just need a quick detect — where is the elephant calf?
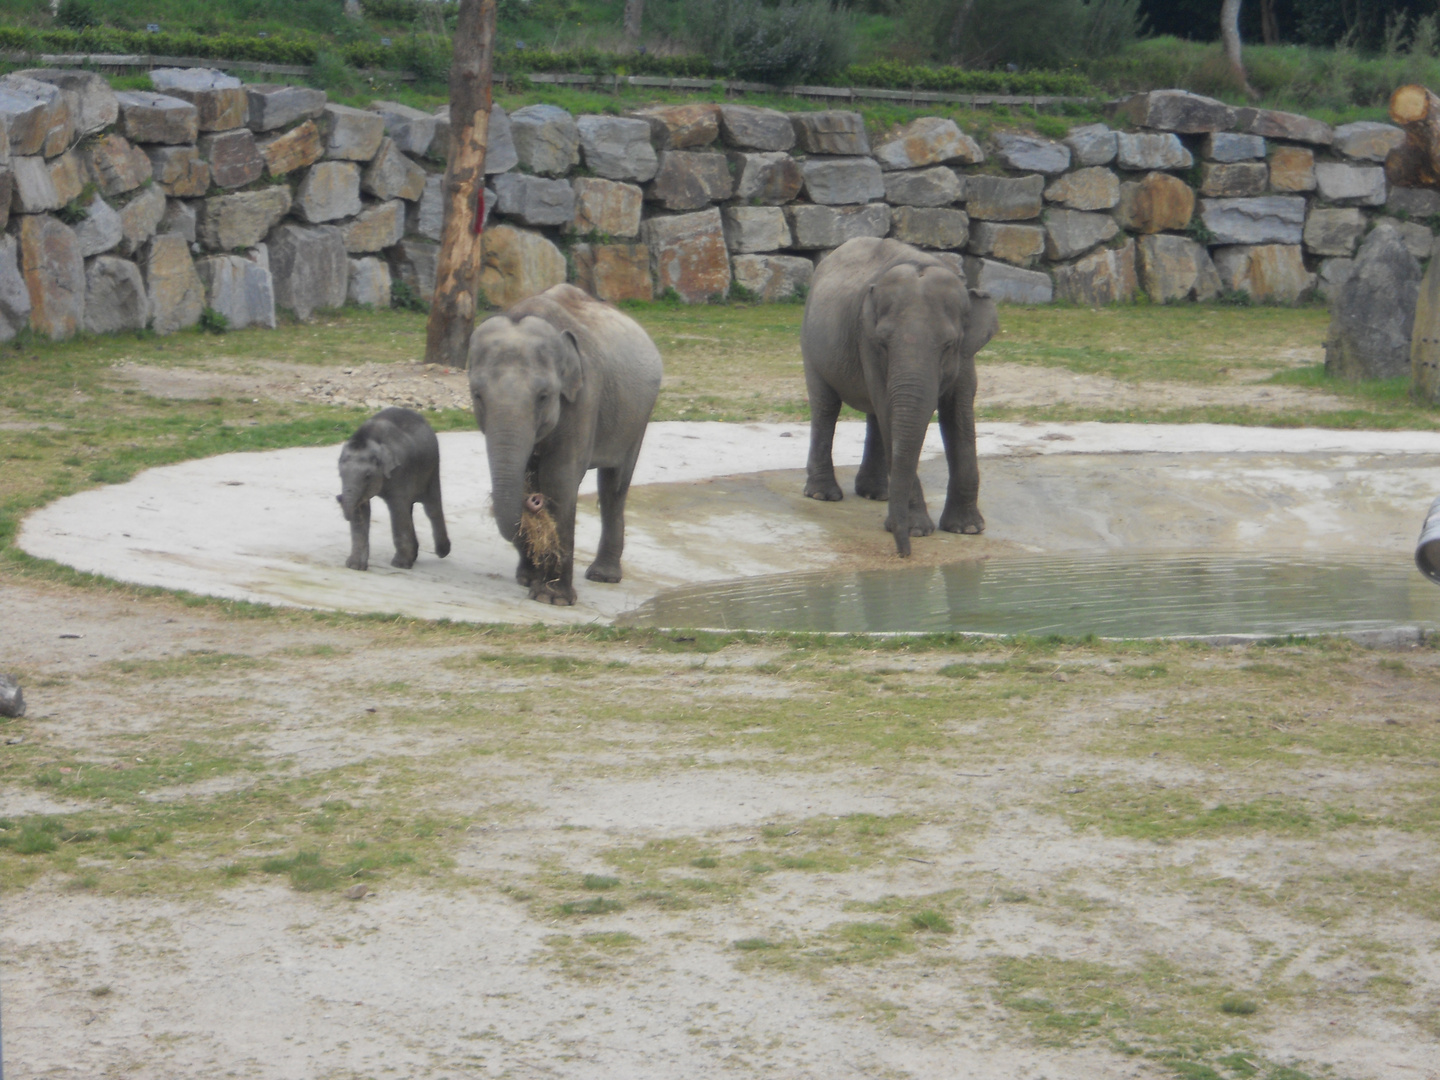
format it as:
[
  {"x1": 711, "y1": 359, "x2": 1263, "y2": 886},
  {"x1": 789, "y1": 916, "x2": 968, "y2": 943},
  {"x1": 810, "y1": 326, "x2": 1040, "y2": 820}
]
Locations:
[
  {"x1": 468, "y1": 284, "x2": 663, "y2": 605},
  {"x1": 801, "y1": 237, "x2": 999, "y2": 556},
  {"x1": 337, "y1": 407, "x2": 451, "y2": 571}
]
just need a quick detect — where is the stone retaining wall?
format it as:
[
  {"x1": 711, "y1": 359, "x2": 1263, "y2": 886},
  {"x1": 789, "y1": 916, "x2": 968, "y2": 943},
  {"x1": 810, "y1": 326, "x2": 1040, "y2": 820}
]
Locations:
[{"x1": 0, "y1": 78, "x2": 1428, "y2": 344}]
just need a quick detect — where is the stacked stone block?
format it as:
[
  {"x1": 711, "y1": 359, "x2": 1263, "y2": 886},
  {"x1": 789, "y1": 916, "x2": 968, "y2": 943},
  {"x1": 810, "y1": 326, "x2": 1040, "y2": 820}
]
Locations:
[{"x1": 3, "y1": 74, "x2": 1437, "y2": 345}]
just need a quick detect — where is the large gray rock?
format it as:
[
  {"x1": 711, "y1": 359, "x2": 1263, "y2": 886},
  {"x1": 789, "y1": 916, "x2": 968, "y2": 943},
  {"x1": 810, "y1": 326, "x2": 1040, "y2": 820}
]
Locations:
[
  {"x1": 0, "y1": 235, "x2": 33, "y2": 343},
  {"x1": 802, "y1": 157, "x2": 885, "y2": 205},
  {"x1": 347, "y1": 256, "x2": 392, "y2": 308},
  {"x1": 0, "y1": 168, "x2": 10, "y2": 230},
  {"x1": 15, "y1": 69, "x2": 117, "y2": 136},
  {"x1": 268, "y1": 223, "x2": 348, "y2": 320},
  {"x1": 322, "y1": 104, "x2": 386, "y2": 161},
  {"x1": 199, "y1": 128, "x2": 264, "y2": 189},
  {"x1": 150, "y1": 67, "x2": 246, "y2": 132},
  {"x1": 1212, "y1": 244, "x2": 1315, "y2": 304},
  {"x1": 117, "y1": 185, "x2": 168, "y2": 257},
  {"x1": 387, "y1": 238, "x2": 439, "y2": 303},
  {"x1": 1053, "y1": 241, "x2": 1137, "y2": 306},
  {"x1": 721, "y1": 205, "x2": 791, "y2": 253},
  {"x1": 790, "y1": 111, "x2": 869, "y2": 156},
  {"x1": 409, "y1": 174, "x2": 445, "y2": 241},
  {"x1": 577, "y1": 115, "x2": 658, "y2": 182},
  {"x1": 627, "y1": 104, "x2": 719, "y2": 150},
  {"x1": 509, "y1": 104, "x2": 580, "y2": 177},
  {"x1": 1317, "y1": 257, "x2": 1355, "y2": 303},
  {"x1": 368, "y1": 100, "x2": 438, "y2": 157},
  {"x1": 1395, "y1": 220, "x2": 1435, "y2": 260},
  {"x1": 493, "y1": 172, "x2": 576, "y2": 227},
  {"x1": 1332, "y1": 121, "x2": 1404, "y2": 163},
  {"x1": 1043, "y1": 210, "x2": 1119, "y2": 261},
  {"x1": 884, "y1": 167, "x2": 963, "y2": 207},
  {"x1": 1199, "y1": 162, "x2": 1268, "y2": 198},
  {"x1": 962, "y1": 257, "x2": 1053, "y2": 304},
  {"x1": 159, "y1": 198, "x2": 197, "y2": 244},
  {"x1": 197, "y1": 187, "x2": 294, "y2": 251},
  {"x1": 891, "y1": 207, "x2": 969, "y2": 249},
  {"x1": 1314, "y1": 163, "x2": 1386, "y2": 206},
  {"x1": 729, "y1": 151, "x2": 804, "y2": 205},
  {"x1": 993, "y1": 133, "x2": 1070, "y2": 175},
  {"x1": 1203, "y1": 132, "x2": 1266, "y2": 162},
  {"x1": 143, "y1": 233, "x2": 204, "y2": 335},
  {"x1": 1235, "y1": 107, "x2": 1334, "y2": 146},
  {"x1": 642, "y1": 208, "x2": 731, "y2": 302},
  {"x1": 1388, "y1": 186, "x2": 1440, "y2": 219},
  {"x1": 1115, "y1": 132, "x2": 1192, "y2": 171},
  {"x1": 1199, "y1": 196, "x2": 1306, "y2": 246},
  {"x1": 1136, "y1": 233, "x2": 1221, "y2": 303},
  {"x1": 247, "y1": 84, "x2": 328, "y2": 132},
  {"x1": 48, "y1": 150, "x2": 85, "y2": 206},
  {"x1": 1064, "y1": 124, "x2": 1117, "y2": 167},
  {"x1": 731, "y1": 254, "x2": 813, "y2": 301},
  {"x1": 296, "y1": 161, "x2": 362, "y2": 224},
  {"x1": 718, "y1": 105, "x2": 795, "y2": 152},
  {"x1": 968, "y1": 221, "x2": 1045, "y2": 266},
  {"x1": 18, "y1": 214, "x2": 83, "y2": 339},
  {"x1": 362, "y1": 139, "x2": 427, "y2": 202},
  {"x1": 484, "y1": 104, "x2": 519, "y2": 174},
  {"x1": 115, "y1": 90, "x2": 197, "y2": 145},
  {"x1": 11, "y1": 156, "x2": 60, "y2": 214},
  {"x1": 873, "y1": 117, "x2": 982, "y2": 170},
  {"x1": 0, "y1": 75, "x2": 72, "y2": 157},
  {"x1": 85, "y1": 134, "x2": 153, "y2": 197},
  {"x1": 196, "y1": 250, "x2": 276, "y2": 329},
  {"x1": 1303, "y1": 207, "x2": 1367, "y2": 258},
  {"x1": 145, "y1": 144, "x2": 209, "y2": 197},
  {"x1": 786, "y1": 204, "x2": 891, "y2": 249},
  {"x1": 1116, "y1": 89, "x2": 1235, "y2": 133},
  {"x1": 340, "y1": 200, "x2": 406, "y2": 253},
  {"x1": 1043, "y1": 167, "x2": 1119, "y2": 211},
  {"x1": 85, "y1": 255, "x2": 149, "y2": 333},
  {"x1": 963, "y1": 174, "x2": 1044, "y2": 221},
  {"x1": 1324, "y1": 223, "x2": 1416, "y2": 380},
  {"x1": 647, "y1": 151, "x2": 733, "y2": 211},
  {"x1": 570, "y1": 177, "x2": 642, "y2": 238},
  {"x1": 1326, "y1": 224, "x2": 1421, "y2": 380},
  {"x1": 74, "y1": 193, "x2": 123, "y2": 257}
]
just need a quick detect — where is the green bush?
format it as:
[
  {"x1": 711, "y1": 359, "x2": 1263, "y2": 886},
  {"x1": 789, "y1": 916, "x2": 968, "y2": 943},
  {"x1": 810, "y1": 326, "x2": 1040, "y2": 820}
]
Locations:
[
  {"x1": 885, "y1": 0, "x2": 1139, "y2": 69},
  {"x1": 844, "y1": 59, "x2": 1094, "y2": 95},
  {"x1": 55, "y1": 0, "x2": 100, "y2": 30},
  {"x1": 692, "y1": 0, "x2": 856, "y2": 83}
]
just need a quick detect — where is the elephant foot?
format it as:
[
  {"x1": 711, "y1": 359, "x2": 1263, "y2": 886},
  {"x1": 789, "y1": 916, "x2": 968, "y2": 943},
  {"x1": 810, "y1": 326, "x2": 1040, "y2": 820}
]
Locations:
[
  {"x1": 516, "y1": 560, "x2": 535, "y2": 587},
  {"x1": 804, "y1": 476, "x2": 844, "y2": 502},
  {"x1": 585, "y1": 560, "x2": 622, "y2": 584},
  {"x1": 435, "y1": 538, "x2": 451, "y2": 559},
  {"x1": 530, "y1": 579, "x2": 577, "y2": 606},
  {"x1": 884, "y1": 511, "x2": 934, "y2": 538},
  {"x1": 346, "y1": 554, "x2": 368, "y2": 571},
  {"x1": 854, "y1": 474, "x2": 887, "y2": 501},
  {"x1": 940, "y1": 507, "x2": 986, "y2": 535},
  {"x1": 391, "y1": 552, "x2": 417, "y2": 569}
]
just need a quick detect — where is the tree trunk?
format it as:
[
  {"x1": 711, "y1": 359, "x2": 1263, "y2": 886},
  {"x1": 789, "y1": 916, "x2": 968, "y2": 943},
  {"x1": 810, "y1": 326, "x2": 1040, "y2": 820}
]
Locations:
[
  {"x1": 946, "y1": 0, "x2": 977, "y2": 63},
  {"x1": 1220, "y1": 0, "x2": 1259, "y2": 100},
  {"x1": 1260, "y1": 0, "x2": 1279, "y2": 45},
  {"x1": 1387, "y1": 84, "x2": 1440, "y2": 191},
  {"x1": 424, "y1": 0, "x2": 497, "y2": 368},
  {"x1": 623, "y1": 0, "x2": 644, "y2": 45}
]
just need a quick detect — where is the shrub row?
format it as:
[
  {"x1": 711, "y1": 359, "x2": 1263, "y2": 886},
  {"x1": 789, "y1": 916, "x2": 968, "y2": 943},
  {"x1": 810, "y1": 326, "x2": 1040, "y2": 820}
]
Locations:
[
  {"x1": 0, "y1": 25, "x2": 321, "y2": 64},
  {"x1": 843, "y1": 61, "x2": 1095, "y2": 97}
]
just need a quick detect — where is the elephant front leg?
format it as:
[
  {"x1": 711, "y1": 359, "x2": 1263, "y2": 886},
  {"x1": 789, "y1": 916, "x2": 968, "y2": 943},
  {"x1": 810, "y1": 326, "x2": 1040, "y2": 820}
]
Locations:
[
  {"x1": 803, "y1": 375, "x2": 844, "y2": 502},
  {"x1": 346, "y1": 500, "x2": 371, "y2": 571},
  {"x1": 937, "y1": 387, "x2": 984, "y2": 535},
  {"x1": 529, "y1": 470, "x2": 580, "y2": 606},
  {"x1": 854, "y1": 413, "x2": 889, "y2": 500},
  {"x1": 387, "y1": 497, "x2": 419, "y2": 568}
]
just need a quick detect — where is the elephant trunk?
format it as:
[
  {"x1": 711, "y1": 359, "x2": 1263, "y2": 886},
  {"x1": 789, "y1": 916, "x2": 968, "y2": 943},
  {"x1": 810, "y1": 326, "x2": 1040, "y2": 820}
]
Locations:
[
  {"x1": 885, "y1": 371, "x2": 938, "y2": 558},
  {"x1": 485, "y1": 425, "x2": 535, "y2": 544}
]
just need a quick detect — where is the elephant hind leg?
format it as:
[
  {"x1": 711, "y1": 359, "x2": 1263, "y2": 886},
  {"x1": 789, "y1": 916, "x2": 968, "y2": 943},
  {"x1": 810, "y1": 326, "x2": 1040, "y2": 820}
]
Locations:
[
  {"x1": 423, "y1": 474, "x2": 450, "y2": 558},
  {"x1": 803, "y1": 373, "x2": 845, "y2": 502},
  {"x1": 854, "y1": 413, "x2": 888, "y2": 500},
  {"x1": 586, "y1": 450, "x2": 640, "y2": 584}
]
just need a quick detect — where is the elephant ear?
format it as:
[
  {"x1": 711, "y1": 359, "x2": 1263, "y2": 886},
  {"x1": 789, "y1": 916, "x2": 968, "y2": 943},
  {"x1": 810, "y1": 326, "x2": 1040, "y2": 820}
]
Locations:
[
  {"x1": 557, "y1": 329, "x2": 584, "y2": 403},
  {"x1": 375, "y1": 440, "x2": 400, "y2": 479},
  {"x1": 961, "y1": 289, "x2": 999, "y2": 358}
]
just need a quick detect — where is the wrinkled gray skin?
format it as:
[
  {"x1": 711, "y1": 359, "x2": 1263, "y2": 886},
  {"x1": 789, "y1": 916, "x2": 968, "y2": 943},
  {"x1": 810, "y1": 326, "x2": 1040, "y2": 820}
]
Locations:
[
  {"x1": 468, "y1": 283, "x2": 663, "y2": 605},
  {"x1": 337, "y1": 407, "x2": 450, "y2": 571},
  {"x1": 801, "y1": 237, "x2": 999, "y2": 556}
]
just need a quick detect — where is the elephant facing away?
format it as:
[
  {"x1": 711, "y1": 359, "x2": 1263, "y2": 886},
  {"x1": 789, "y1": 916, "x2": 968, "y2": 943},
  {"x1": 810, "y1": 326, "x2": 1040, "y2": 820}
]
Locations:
[
  {"x1": 801, "y1": 237, "x2": 999, "y2": 556},
  {"x1": 467, "y1": 284, "x2": 663, "y2": 605}
]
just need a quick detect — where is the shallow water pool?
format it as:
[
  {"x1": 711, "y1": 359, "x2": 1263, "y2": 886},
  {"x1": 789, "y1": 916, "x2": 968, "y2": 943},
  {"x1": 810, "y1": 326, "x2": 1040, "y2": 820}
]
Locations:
[{"x1": 621, "y1": 553, "x2": 1440, "y2": 638}]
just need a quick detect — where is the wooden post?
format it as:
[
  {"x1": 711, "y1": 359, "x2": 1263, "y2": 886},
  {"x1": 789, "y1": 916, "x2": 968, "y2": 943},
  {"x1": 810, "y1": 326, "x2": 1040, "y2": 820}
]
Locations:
[
  {"x1": 424, "y1": 0, "x2": 497, "y2": 368},
  {"x1": 1386, "y1": 84, "x2": 1440, "y2": 190}
]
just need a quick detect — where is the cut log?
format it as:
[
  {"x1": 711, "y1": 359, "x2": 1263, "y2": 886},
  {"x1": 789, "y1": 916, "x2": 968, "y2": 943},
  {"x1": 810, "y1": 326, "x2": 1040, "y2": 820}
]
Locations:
[
  {"x1": 424, "y1": 0, "x2": 498, "y2": 367},
  {"x1": 1387, "y1": 84, "x2": 1440, "y2": 192}
]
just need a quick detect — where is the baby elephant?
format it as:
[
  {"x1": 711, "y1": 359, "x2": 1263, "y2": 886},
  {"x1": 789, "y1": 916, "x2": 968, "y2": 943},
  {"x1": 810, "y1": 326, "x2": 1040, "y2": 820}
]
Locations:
[{"x1": 337, "y1": 408, "x2": 450, "y2": 571}]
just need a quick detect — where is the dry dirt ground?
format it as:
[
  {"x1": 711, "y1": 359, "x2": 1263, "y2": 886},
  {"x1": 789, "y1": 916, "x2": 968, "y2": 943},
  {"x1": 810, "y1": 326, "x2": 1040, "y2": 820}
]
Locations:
[{"x1": 7, "y1": 341, "x2": 1440, "y2": 1080}]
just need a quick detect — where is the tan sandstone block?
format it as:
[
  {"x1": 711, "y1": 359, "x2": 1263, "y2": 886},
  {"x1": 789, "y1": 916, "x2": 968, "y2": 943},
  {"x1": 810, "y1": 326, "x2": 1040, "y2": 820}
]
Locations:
[
  {"x1": 572, "y1": 242, "x2": 653, "y2": 303},
  {"x1": 478, "y1": 225, "x2": 567, "y2": 309}
]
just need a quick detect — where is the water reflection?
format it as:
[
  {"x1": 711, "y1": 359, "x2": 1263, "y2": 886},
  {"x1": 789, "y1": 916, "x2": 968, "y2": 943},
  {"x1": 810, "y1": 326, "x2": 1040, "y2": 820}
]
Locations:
[{"x1": 623, "y1": 553, "x2": 1440, "y2": 637}]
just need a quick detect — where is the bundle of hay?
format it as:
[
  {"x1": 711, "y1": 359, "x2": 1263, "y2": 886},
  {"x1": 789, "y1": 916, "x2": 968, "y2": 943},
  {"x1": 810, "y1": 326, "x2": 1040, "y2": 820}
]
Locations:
[{"x1": 518, "y1": 492, "x2": 563, "y2": 577}]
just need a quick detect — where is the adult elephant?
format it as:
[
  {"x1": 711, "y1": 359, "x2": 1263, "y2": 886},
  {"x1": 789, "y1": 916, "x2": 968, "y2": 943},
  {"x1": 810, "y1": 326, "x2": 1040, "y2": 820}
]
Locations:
[
  {"x1": 801, "y1": 237, "x2": 999, "y2": 556},
  {"x1": 468, "y1": 284, "x2": 663, "y2": 605}
]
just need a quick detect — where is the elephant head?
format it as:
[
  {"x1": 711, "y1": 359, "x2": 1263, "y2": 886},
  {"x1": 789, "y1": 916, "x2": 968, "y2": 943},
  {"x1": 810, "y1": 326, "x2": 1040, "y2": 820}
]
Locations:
[
  {"x1": 467, "y1": 314, "x2": 583, "y2": 543},
  {"x1": 337, "y1": 434, "x2": 397, "y2": 521},
  {"x1": 861, "y1": 263, "x2": 997, "y2": 554}
]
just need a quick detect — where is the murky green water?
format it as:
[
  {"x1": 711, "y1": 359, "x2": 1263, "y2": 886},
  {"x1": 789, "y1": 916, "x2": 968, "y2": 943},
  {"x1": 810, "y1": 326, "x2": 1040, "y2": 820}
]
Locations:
[{"x1": 622, "y1": 553, "x2": 1440, "y2": 637}]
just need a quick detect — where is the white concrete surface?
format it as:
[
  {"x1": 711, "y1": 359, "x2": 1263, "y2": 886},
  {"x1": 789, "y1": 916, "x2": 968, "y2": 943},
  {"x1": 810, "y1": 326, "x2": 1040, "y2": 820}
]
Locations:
[{"x1": 19, "y1": 421, "x2": 1440, "y2": 626}]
